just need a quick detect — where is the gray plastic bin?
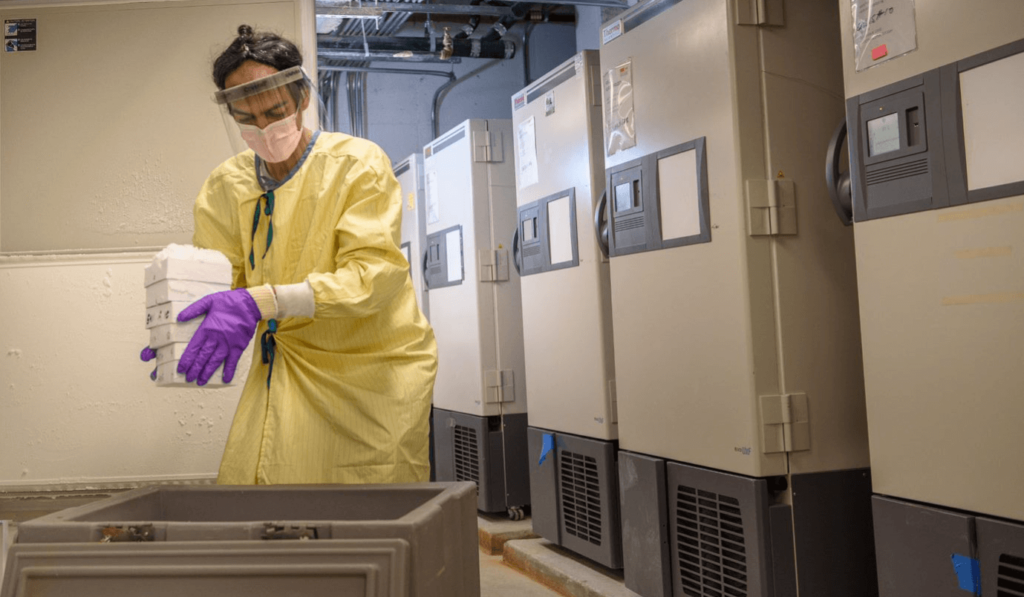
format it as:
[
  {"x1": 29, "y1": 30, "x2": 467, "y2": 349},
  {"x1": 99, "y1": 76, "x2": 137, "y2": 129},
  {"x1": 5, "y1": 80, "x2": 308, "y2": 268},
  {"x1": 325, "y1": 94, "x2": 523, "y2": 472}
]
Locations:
[{"x1": 1, "y1": 482, "x2": 479, "y2": 597}]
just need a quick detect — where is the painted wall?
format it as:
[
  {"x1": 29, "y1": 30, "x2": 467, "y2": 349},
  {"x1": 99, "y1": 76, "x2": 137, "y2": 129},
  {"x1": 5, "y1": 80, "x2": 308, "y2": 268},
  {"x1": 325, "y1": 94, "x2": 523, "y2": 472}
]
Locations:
[
  {"x1": 0, "y1": 255, "x2": 253, "y2": 488},
  {"x1": 329, "y1": 22, "x2": 578, "y2": 163}
]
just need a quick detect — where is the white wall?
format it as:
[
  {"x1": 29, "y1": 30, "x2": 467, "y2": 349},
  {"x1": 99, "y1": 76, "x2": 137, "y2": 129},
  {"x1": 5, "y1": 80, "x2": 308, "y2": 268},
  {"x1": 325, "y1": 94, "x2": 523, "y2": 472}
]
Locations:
[
  {"x1": 329, "y1": 22, "x2": 578, "y2": 163},
  {"x1": 0, "y1": 255, "x2": 252, "y2": 489}
]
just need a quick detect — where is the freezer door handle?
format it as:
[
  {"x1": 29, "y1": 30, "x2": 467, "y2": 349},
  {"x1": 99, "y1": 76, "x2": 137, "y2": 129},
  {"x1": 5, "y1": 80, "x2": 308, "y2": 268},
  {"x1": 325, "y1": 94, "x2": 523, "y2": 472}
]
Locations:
[
  {"x1": 511, "y1": 226, "x2": 522, "y2": 276},
  {"x1": 422, "y1": 249, "x2": 431, "y2": 290},
  {"x1": 594, "y1": 190, "x2": 610, "y2": 257},
  {"x1": 826, "y1": 118, "x2": 854, "y2": 226}
]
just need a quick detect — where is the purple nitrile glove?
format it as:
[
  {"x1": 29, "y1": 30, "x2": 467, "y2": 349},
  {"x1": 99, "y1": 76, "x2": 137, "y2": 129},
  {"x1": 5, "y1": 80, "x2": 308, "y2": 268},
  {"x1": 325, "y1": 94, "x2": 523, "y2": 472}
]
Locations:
[
  {"x1": 177, "y1": 289, "x2": 261, "y2": 386},
  {"x1": 140, "y1": 346, "x2": 158, "y2": 381}
]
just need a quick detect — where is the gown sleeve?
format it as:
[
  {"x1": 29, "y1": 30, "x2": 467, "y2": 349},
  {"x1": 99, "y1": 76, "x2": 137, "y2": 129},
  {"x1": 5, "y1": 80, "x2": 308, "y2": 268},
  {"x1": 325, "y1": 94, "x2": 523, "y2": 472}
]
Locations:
[
  {"x1": 191, "y1": 171, "x2": 247, "y2": 290},
  {"x1": 306, "y1": 146, "x2": 409, "y2": 319}
]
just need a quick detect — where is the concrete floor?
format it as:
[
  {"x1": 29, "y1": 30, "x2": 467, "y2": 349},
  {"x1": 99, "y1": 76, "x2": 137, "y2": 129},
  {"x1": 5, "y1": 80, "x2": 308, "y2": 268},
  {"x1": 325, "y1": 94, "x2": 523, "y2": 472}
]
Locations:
[{"x1": 480, "y1": 549, "x2": 563, "y2": 596}]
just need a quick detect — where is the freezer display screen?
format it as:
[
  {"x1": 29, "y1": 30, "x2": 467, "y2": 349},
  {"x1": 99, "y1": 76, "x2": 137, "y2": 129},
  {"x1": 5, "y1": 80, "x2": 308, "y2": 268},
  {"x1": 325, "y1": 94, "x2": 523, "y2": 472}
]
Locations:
[
  {"x1": 867, "y1": 113, "x2": 901, "y2": 156},
  {"x1": 615, "y1": 181, "x2": 634, "y2": 213}
]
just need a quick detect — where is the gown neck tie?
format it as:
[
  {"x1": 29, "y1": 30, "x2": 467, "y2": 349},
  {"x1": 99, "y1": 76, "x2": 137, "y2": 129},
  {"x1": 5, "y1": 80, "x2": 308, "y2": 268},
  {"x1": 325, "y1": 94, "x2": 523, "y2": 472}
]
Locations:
[{"x1": 248, "y1": 191, "x2": 275, "y2": 270}]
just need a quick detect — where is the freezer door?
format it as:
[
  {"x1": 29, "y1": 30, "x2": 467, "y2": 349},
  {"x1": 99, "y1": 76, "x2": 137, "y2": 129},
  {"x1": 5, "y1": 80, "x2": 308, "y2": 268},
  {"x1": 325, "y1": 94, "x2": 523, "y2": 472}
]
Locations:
[
  {"x1": 511, "y1": 51, "x2": 618, "y2": 440},
  {"x1": 423, "y1": 121, "x2": 496, "y2": 416}
]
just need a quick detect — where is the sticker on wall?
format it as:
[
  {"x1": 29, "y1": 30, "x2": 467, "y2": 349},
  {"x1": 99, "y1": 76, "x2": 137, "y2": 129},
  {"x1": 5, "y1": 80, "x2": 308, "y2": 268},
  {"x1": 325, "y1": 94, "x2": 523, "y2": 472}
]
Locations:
[
  {"x1": 851, "y1": 0, "x2": 918, "y2": 72},
  {"x1": 604, "y1": 60, "x2": 637, "y2": 156},
  {"x1": 544, "y1": 91, "x2": 556, "y2": 116},
  {"x1": 426, "y1": 170, "x2": 440, "y2": 224},
  {"x1": 602, "y1": 19, "x2": 623, "y2": 45},
  {"x1": 4, "y1": 19, "x2": 37, "y2": 52},
  {"x1": 516, "y1": 116, "x2": 540, "y2": 189},
  {"x1": 407, "y1": 192, "x2": 415, "y2": 211}
]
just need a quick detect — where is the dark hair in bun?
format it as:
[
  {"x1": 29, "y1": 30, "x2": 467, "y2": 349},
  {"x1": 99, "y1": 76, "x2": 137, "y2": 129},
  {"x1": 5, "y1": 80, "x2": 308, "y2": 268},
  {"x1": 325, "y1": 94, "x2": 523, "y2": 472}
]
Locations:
[{"x1": 212, "y1": 24, "x2": 304, "y2": 91}]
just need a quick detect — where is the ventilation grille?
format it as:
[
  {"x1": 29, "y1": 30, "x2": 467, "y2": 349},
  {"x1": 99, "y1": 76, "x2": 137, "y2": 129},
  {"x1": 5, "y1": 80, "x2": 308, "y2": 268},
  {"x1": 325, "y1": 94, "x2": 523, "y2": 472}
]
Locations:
[
  {"x1": 865, "y1": 157, "x2": 929, "y2": 185},
  {"x1": 998, "y1": 554, "x2": 1024, "y2": 596},
  {"x1": 524, "y1": 245, "x2": 542, "y2": 258},
  {"x1": 677, "y1": 485, "x2": 748, "y2": 597},
  {"x1": 614, "y1": 216, "x2": 644, "y2": 232},
  {"x1": 453, "y1": 425, "x2": 480, "y2": 485},
  {"x1": 560, "y1": 451, "x2": 602, "y2": 546}
]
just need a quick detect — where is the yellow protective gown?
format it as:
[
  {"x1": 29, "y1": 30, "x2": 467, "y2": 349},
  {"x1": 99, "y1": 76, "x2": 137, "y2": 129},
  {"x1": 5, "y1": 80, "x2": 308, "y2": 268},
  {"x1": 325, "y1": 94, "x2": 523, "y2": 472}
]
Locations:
[{"x1": 192, "y1": 132, "x2": 437, "y2": 485}]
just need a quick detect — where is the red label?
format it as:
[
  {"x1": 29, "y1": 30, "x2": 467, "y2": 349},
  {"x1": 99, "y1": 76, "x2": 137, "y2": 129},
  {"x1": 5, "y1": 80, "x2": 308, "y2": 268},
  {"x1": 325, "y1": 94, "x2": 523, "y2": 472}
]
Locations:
[{"x1": 871, "y1": 44, "x2": 888, "y2": 61}]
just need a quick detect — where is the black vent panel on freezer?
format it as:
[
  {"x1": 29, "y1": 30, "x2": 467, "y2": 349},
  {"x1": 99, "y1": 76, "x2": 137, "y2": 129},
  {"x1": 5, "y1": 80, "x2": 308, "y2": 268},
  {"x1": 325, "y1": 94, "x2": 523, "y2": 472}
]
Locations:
[
  {"x1": 560, "y1": 451, "x2": 602, "y2": 546},
  {"x1": 998, "y1": 554, "x2": 1024, "y2": 597},
  {"x1": 454, "y1": 424, "x2": 480, "y2": 485},
  {"x1": 676, "y1": 485, "x2": 748, "y2": 597}
]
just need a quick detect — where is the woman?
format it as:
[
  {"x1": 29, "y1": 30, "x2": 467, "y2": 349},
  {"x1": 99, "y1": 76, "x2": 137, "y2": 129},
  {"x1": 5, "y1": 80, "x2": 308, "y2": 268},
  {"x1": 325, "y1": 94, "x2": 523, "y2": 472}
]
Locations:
[{"x1": 142, "y1": 25, "x2": 437, "y2": 485}]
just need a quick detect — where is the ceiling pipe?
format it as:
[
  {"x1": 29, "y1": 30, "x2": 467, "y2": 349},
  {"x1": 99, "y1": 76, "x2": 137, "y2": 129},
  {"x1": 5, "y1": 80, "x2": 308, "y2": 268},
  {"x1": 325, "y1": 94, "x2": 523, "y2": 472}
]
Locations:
[
  {"x1": 320, "y1": 49, "x2": 463, "y2": 63},
  {"x1": 319, "y1": 34, "x2": 516, "y2": 60}
]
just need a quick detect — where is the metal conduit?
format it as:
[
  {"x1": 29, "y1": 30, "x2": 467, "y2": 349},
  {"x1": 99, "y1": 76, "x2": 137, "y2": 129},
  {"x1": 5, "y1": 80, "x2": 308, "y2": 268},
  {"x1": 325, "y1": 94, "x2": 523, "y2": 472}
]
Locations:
[{"x1": 431, "y1": 57, "x2": 503, "y2": 138}]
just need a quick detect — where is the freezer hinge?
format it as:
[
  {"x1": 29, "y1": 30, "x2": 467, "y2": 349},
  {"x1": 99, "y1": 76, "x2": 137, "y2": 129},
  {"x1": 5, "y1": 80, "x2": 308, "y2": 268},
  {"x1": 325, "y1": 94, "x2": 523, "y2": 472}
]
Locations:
[
  {"x1": 479, "y1": 249, "x2": 510, "y2": 282},
  {"x1": 736, "y1": 0, "x2": 784, "y2": 26},
  {"x1": 262, "y1": 524, "x2": 319, "y2": 540},
  {"x1": 484, "y1": 369, "x2": 515, "y2": 403},
  {"x1": 747, "y1": 178, "x2": 796, "y2": 236},
  {"x1": 473, "y1": 130, "x2": 505, "y2": 163},
  {"x1": 760, "y1": 393, "x2": 809, "y2": 453}
]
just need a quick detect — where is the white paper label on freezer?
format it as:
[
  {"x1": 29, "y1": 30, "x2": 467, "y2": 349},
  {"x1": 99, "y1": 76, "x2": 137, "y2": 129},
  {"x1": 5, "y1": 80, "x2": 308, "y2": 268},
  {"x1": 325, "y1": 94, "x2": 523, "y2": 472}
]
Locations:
[
  {"x1": 960, "y1": 51, "x2": 1024, "y2": 191},
  {"x1": 516, "y1": 116, "x2": 540, "y2": 190},
  {"x1": 852, "y1": 0, "x2": 918, "y2": 72},
  {"x1": 658, "y1": 150, "x2": 702, "y2": 241},
  {"x1": 547, "y1": 196, "x2": 574, "y2": 264},
  {"x1": 426, "y1": 170, "x2": 440, "y2": 224},
  {"x1": 604, "y1": 60, "x2": 637, "y2": 156},
  {"x1": 445, "y1": 229, "x2": 463, "y2": 283}
]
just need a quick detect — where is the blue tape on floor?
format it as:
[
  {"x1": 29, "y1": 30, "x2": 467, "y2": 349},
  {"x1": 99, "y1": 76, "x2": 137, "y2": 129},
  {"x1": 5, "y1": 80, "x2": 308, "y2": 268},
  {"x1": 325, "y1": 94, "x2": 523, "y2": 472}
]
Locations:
[
  {"x1": 951, "y1": 553, "x2": 981, "y2": 595},
  {"x1": 539, "y1": 433, "x2": 555, "y2": 466}
]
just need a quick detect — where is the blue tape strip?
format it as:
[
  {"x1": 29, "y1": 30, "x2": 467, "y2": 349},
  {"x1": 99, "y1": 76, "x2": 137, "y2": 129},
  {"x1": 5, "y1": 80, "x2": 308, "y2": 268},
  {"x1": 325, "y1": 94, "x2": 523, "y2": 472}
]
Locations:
[
  {"x1": 539, "y1": 433, "x2": 555, "y2": 466},
  {"x1": 951, "y1": 553, "x2": 981, "y2": 595}
]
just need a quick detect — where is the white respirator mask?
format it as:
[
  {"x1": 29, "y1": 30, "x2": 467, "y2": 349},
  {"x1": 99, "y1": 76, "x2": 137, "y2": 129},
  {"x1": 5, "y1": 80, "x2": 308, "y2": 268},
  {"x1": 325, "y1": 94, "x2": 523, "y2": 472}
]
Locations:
[{"x1": 236, "y1": 112, "x2": 303, "y2": 163}]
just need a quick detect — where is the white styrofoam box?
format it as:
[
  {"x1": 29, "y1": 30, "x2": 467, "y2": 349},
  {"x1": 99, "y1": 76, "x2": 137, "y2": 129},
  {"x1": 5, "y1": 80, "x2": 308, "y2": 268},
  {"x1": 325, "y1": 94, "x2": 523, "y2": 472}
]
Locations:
[
  {"x1": 145, "y1": 301, "x2": 193, "y2": 329},
  {"x1": 155, "y1": 342, "x2": 192, "y2": 366},
  {"x1": 145, "y1": 244, "x2": 233, "y2": 287},
  {"x1": 149, "y1": 319, "x2": 202, "y2": 349},
  {"x1": 155, "y1": 360, "x2": 230, "y2": 388},
  {"x1": 145, "y1": 279, "x2": 231, "y2": 308}
]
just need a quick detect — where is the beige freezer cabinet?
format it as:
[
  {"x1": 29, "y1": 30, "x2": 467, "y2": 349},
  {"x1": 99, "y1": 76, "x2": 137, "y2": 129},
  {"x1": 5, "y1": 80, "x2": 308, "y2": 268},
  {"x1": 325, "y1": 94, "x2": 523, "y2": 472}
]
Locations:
[
  {"x1": 510, "y1": 51, "x2": 623, "y2": 569},
  {"x1": 831, "y1": 2, "x2": 1024, "y2": 595},
  {"x1": 395, "y1": 154, "x2": 430, "y2": 319},
  {"x1": 422, "y1": 119, "x2": 530, "y2": 518},
  {"x1": 599, "y1": 0, "x2": 874, "y2": 596},
  {"x1": 1, "y1": 483, "x2": 480, "y2": 597}
]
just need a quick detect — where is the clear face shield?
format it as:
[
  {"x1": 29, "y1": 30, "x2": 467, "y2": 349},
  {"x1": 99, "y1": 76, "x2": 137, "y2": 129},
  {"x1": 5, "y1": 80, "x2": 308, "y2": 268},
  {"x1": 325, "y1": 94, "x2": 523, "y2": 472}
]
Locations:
[{"x1": 213, "y1": 66, "x2": 313, "y2": 163}]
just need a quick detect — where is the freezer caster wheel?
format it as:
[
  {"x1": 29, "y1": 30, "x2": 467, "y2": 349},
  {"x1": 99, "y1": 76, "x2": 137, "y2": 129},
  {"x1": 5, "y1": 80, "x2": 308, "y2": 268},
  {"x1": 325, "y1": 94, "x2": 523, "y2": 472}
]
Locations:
[{"x1": 508, "y1": 506, "x2": 525, "y2": 521}]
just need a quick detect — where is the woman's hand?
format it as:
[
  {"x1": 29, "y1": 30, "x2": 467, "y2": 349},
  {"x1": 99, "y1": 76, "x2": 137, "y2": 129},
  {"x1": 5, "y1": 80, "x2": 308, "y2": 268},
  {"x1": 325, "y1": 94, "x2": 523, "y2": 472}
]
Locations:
[{"x1": 176, "y1": 289, "x2": 262, "y2": 385}]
